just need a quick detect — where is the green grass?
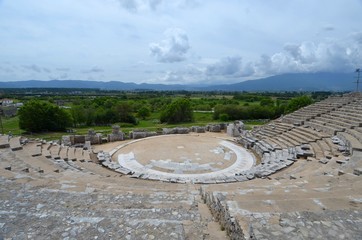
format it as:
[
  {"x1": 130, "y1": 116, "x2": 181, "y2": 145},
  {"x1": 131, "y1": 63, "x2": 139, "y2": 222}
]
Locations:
[
  {"x1": 243, "y1": 119, "x2": 269, "y2": 130},
  {"x1": 0, "y1": 116, "x2": 22, "y2": 135}
]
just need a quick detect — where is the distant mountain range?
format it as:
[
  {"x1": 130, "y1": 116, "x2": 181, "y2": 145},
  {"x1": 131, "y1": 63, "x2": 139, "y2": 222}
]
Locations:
[{"x1": 0, "y1": 72, "x2": 357, "y2": 92}]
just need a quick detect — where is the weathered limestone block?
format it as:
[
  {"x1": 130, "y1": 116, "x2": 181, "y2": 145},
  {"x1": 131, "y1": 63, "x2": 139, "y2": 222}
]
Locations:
[
  {"x1": 219, "y1": 123, "x2": 227, "y2": 130},
  {"x1": 61, "y1": 135, "x2": 71, "y2": 146},
  {"x1": 227, "y1": 123, "x2": 242, "y2": 137},
  {"x1": 70, "y1": 135, "x2": 86, "y2": 145},
  {"x1": 85, "y1": 134, "x2": 102, "y2": 145},
  {"x1": 175, "y1": 127, "x2": 190, "y2": 134},
  {"x1": 84, "y1": 141, "x2": 91, "y2": 150},
  {"x1": 353, "y1": 168, "x2": 362, "y2": 176},
  {"x1": 107, "y1": 125, "x2": 125, "y2": 142},
  {"x1": 191, "y1": 126, "x2": 206, "y2": 133},
  {"x1": 163, "y1": 127, "x2": 190, "y2": 134},
  {"x1": 162, "y1": 128, "x2": 177, "y2": 134},
  {"x1": 208, "y1": 124, "x2": 221, "y2": 132},
  {"x1": 131, "y1": 130, "x2": 157, "y2": 139}
]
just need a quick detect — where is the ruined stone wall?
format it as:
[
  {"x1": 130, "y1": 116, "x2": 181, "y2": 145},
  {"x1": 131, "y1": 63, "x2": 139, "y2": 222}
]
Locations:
[
  {"x1": 206, "y1": 124, "x2": 221, "y2": 132},
  {"x1": 162, "y1": 127, "x2": 190, "y2": 134},
  {"x1": 85, "y1": 134, "x2": 102, "y2": 145},
  {"x1": 200, "y1": 188, "x2": 245, "y2": 240},
  {"x1": 191, "y1": 126, "x2": 206, "y2": 133},
  {"x1": 130, "y1": 131, "x2": 158, "y2": 139},
  {"x1": 107, "y1": 133, "x2": 125, "y2": 142}
]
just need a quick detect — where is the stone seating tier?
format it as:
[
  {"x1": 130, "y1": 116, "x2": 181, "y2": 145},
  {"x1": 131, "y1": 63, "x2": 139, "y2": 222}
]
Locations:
[
  {"x1": 67, "y1": 147, "x2": 77, "y2": 161},
  {"x1": 59, "y1": 146, "x2": 69, "y2": 161},
  {"x1": 309, "y1": 142, "x2": 325, "y2": 159},
  {"x1": 0, "y1": 135, "x2": 10, "y2": 149},
  {"x1": 329, "y1": 111, "x2": 362, "y2": 123},
  {"x1": 349, "y1": 128, "x2": 362, "y2": 141},
  {"x1": 286, "y1": 111, "x2": 320, "y2": 120},
  {"x1": 292, "y1": 126, "x2": 328, "y2": 140},
  {"x1": 274, "y1": 135, "x2": 299, "y2": 147},
  {"x1": 337, "y1": 132, "x2": 362, "y2": 153},
  {"x1": 281, "y1": 116, "x2": 304, "y2": 125},
  {"x1": 49, "y1": 145, "x2": 61, "y2": 159},
  {"x1": 305, "y1": 120, "x2": 340, "y2": 135},
  {"x1": 260, "y1": 138, "x2": 283, "y2": 151},
  {"x1": 265, "y1": 137, "x2": 287, "y2": 149},
  {"x1": 286, "y1": 129, "x2": 318, "y2": 144},
  {"x1": 29, "y1": 142, "x2": 42, "y2": 157},
  {"x1": 9, "y1": 136, "x2": 23, "y2": 151},
  {"x1": 317, "y1": 115, "x2": 361, "y2": 129}
]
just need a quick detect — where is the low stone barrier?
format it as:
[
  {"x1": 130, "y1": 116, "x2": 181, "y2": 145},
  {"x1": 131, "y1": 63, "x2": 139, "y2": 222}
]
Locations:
[
  {"x1": 191, "y1": 126, "x2": 206, "y2": 133},
  {"x1": 130, "y1": 130, "x2": 158, "y2": 139},
  {"x1": 200, "y1": 188, "x2": 245, "y2": 240},
  {"x1": 162, "y1": 127, "x2": 190, "y2": 134},
  {"x1": 97, "y1": 151, "x2": 132, "y2": 175},
  {"x1": 206, "y1": 124, "x2": 221, "y2": 132}
]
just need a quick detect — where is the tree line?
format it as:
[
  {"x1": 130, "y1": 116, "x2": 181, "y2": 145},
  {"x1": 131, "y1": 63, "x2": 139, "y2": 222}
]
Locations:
[
  {"x1": 17, "y1": 93, "x2": 314, "y2": 133},
  {"x1": 213, "y1": 95, "x2": 313, "y2": 121}
]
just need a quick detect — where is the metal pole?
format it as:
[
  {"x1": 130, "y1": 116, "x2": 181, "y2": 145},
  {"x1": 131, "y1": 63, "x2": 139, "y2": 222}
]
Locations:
[
  {"x1": 355, "y1": 69, "x2": 360, "y2": 92},
  {"x1": 357, "y1": 69, "x2": 360, "y2": 92}
]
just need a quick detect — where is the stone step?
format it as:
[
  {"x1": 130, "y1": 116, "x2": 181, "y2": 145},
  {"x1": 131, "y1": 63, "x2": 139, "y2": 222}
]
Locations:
[
  {"x1": 337, "y1": 132, "x2": 362, "y2": 152},
  {"x1": 0, "y1": 135, "x2": 10, "y2": 149},
  {"x1": 9, "y1": 136, "x2": 23, "y2": 151}
]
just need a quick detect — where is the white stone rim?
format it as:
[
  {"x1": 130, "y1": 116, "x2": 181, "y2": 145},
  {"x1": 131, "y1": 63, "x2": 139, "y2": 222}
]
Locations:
[{"x1": 111, "y1": 135, "x2": 255, "y2": 182}]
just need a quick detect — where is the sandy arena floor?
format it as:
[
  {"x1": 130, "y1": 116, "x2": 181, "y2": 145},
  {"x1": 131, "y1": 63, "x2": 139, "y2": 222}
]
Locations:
[{"x1": 111, "y1": 133, "x2": 255, "y2": 182}]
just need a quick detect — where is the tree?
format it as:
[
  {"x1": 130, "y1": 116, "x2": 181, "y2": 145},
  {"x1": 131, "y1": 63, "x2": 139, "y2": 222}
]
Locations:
[
  {"x1": 160, "y1": 98, "x2": 193, "y2": 123},
  {"x1": 259, "y1": 97, "x2": 274, "y2": 107},
  {"x1": 18, "y1": 100, "x2": 72, "y2": 132},
  {"x1": 219, "y1": 113, "x2": 229, "y2": 121},
  {"x1": 286, "y1": 95, "x2": 313, "y2": 113},
  {"x1": 69, "y1": 105, "x2": 86, "y2": 127},
  {"x1": 137, "y1": 106, "x2": 151, "y2": 120}
]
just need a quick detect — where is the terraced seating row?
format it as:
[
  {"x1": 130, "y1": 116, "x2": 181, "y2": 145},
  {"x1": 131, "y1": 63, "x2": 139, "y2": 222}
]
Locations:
[
  {"x1": 253, "y1": 122, "x2": 294, "y2": 139},
  {"x1": 281, "y1": 95, "x2": 354, "y2": 125},
  {"x1": 337, "y1": 132, "x2": 362, "y2": 153},
  {"x1": 238, "y1": 93, "x2": 362, "y2": 186},
  {"x1": 40, "y1": 142, "x2": 92, "y2": 162}
]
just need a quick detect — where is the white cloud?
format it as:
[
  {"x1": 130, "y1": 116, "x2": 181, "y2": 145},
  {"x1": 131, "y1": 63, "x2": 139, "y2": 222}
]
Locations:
[
  {"x1": 150, "y1": 28, "x2": 190, "y2": 63},
  {"x1": 56, "y1": 67, "x2": 70, "y2": 72},
  {"x1": 117, "y1": 0, "x2": 198, "y2": 12},
  {"x1": 151, "y1": 31, "x2": 362, "y2": 84},
  {"x1": 22, "y1": 64, "x2": 43, "y2": 73},
  {"x1": 159, "y1": 71, "x2": 185, "y2": 83},
  {"x1": 0, "y1": 1, "x2": 361, "y2": 84},
  {"x1": 322, "y1": 25, "x2": 335, "y2": 32},
  {"x1": 82, "y1": 66, "x2": 105, "y2": 74},
  {"x1": 118, "y1": 0, "x2": 139, "y2": 12},
  {"x1": 49, "y1": 73, "x2": 69, "y2": 80},
  {"x1": 204, "y1": 56, "x2": 256, "y2": 78}
]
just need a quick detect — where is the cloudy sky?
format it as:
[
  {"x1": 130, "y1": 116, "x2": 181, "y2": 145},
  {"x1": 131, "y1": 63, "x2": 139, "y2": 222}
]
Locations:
[{"x1": 0, "y1": 0, "x2": 361, "y2": 84}]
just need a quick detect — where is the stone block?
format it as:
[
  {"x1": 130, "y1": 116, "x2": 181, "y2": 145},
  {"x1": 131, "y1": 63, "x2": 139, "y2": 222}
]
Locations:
[
  {"x1": 319, "y1": 158, "x2": 329, "y2": 164},
  {"x1": 208, "y1": 124, "x2": 221, "y2": 132},
  {"x1": 353, "y1": 168, "x2": 362, "y2": 176}
]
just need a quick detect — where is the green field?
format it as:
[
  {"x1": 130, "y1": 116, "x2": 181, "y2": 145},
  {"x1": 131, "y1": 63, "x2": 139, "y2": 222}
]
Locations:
[
  {"x1": 0, "y1": 90, "x2": 323, "y2": 141},
  {"x1": 0, "y1": 112, "x2": 266, "y2": 141}
]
